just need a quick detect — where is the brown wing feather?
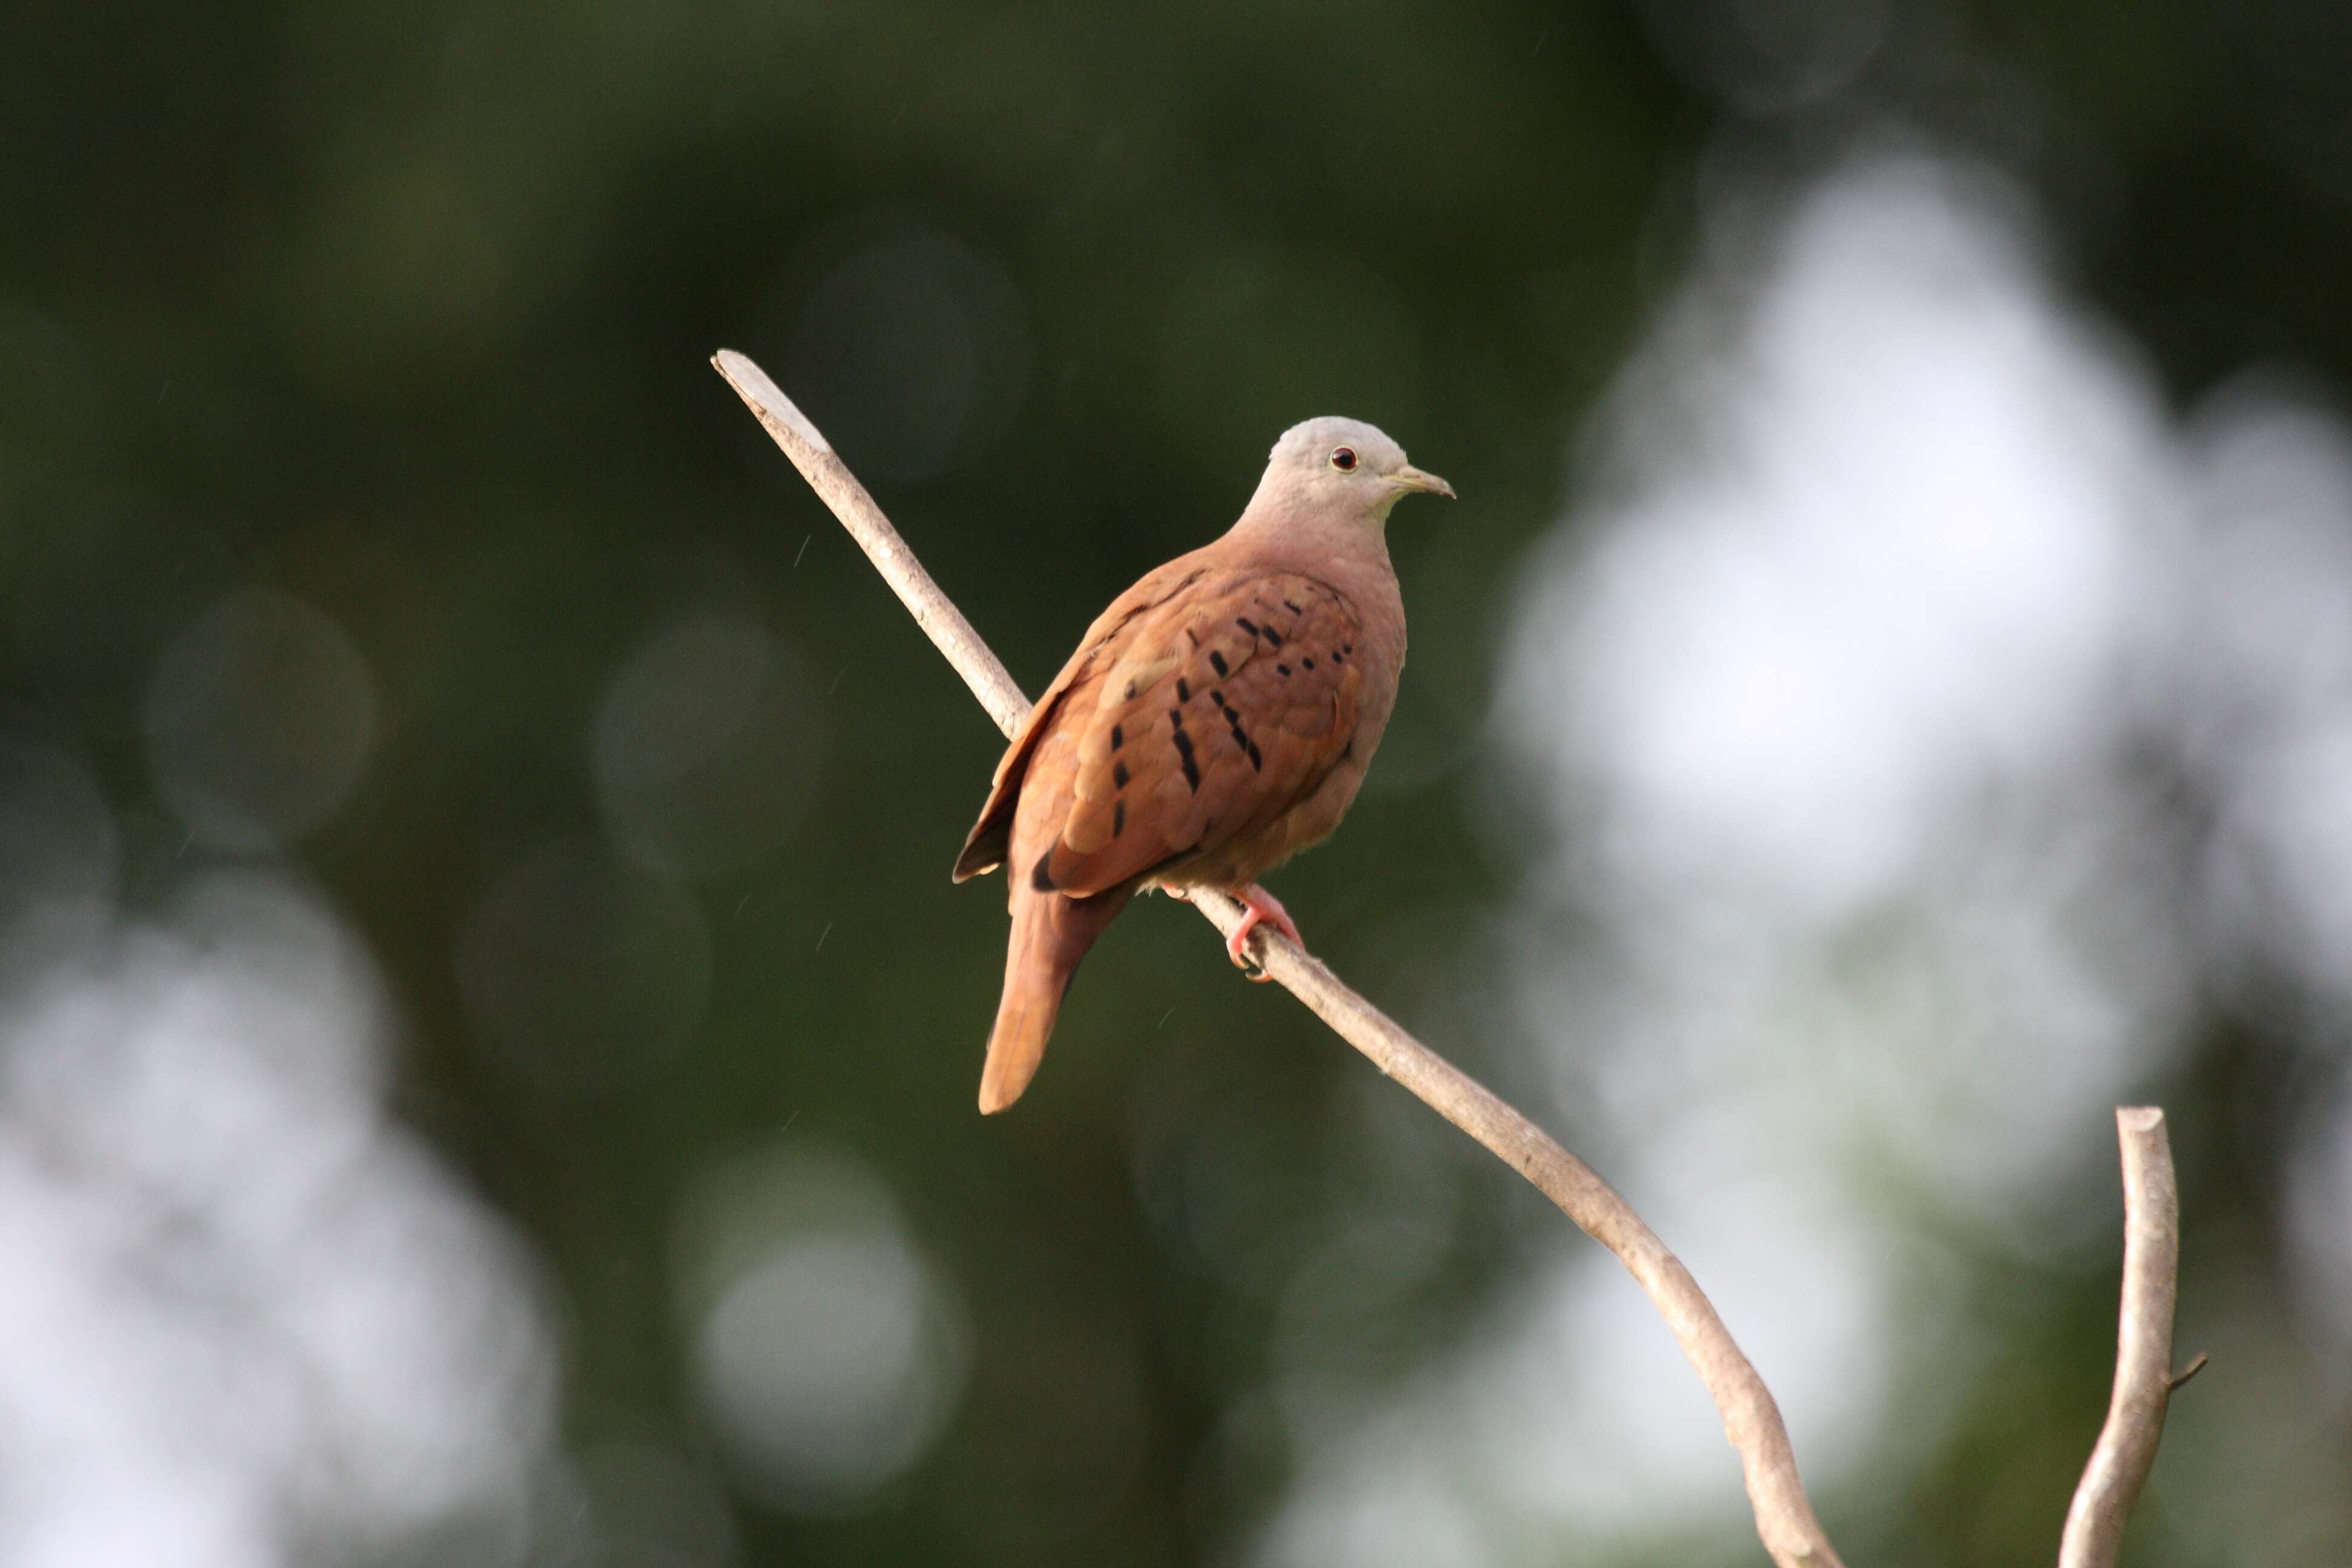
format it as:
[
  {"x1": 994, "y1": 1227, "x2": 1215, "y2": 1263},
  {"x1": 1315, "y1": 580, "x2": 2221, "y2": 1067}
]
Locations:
[
  {"x1": 953, "y1": 557, "x2": 1211, "y2": 881},
  {"x1": 1037, "y1": 573, "x2": 1364, "y2": 896}
]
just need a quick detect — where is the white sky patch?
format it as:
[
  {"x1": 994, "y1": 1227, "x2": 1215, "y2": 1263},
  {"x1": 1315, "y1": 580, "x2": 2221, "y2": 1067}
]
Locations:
[
  {"x1": 1521, "y1": 161, "x2": 2167, "y2": 920},
  {"x1": 2183, "y1": 390, "x2": 2352, "y2": 1007},
  {"x1": 0, "y1": 844, "x2": 557, "y2": 1568}
]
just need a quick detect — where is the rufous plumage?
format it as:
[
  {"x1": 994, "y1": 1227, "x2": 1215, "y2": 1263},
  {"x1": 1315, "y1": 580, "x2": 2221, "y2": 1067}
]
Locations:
[{"x1": 954, "y1": 417, "x2": 1452, "y2": 1112}]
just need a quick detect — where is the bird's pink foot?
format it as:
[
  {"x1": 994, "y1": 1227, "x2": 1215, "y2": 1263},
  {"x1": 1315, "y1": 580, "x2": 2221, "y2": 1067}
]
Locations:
[{"x1": 1226, "y1": 884, "x2": 1302, "y2": 981}]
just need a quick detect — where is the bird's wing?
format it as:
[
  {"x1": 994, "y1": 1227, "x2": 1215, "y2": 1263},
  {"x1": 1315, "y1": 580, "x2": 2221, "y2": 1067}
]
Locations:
[
  {"x1": 1023, "y1": 570, "x2": 1365, "y2": 897},
  {"x1": 953, "y1": 554, "x2": 1212, "y2": 881}
]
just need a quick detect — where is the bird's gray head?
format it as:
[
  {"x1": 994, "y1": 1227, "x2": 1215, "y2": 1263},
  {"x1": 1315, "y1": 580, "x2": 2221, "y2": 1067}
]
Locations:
[{"x1": 1251, "y1": 416, "x2": 1454, "y2": 526}]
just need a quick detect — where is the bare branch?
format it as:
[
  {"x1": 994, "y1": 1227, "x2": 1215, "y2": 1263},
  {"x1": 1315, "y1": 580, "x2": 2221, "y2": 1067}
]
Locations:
[
  {"x1": 2059, "y1": 1106, "x2": 2182, "y2": 1568},
  {"x1": 714, "y1": 347, "x2": 1847, "y2": 1566},
  {"x1": 716, "y1": 351, "x2": 1030, "y2": 737}
]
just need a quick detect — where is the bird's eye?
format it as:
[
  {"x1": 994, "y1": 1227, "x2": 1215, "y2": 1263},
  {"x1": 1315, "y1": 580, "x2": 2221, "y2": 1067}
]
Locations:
[{"x1": 1329, "y1": 446, "x2": 1357, "y2": 471}]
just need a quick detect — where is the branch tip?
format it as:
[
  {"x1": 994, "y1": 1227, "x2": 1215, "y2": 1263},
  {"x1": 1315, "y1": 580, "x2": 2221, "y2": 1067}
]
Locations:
[
  {"x1": 2057, "y1": 1105, "x2": 2183, "y2": 1568},
  {"x1": 714, "y1": 347, "x2": 833, "y2": 456}
]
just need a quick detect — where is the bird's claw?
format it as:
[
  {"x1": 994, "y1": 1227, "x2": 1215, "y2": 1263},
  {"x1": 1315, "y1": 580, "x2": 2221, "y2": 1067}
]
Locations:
[{"x1": 1226, "y1": 884, "x2": 1302, "y2": 981}]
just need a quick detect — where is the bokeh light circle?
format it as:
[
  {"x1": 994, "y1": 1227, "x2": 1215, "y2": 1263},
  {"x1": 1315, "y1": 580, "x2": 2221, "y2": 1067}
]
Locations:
[
  {"x1": 780, "y1": 217, "x2": 1031, "y2": 485},
  {"x1": 593, "y1": 614, "x2": 819, "y2": 878},
  {"x1": 142, "y1": 589, "x2": 381, "y2": 851},
  {"x1": 674, "y1": 1143, "x2": 967, "y2": 1514},
  {"x1": 456, "y1": 841, "x2": 713, "y2": 1096}
]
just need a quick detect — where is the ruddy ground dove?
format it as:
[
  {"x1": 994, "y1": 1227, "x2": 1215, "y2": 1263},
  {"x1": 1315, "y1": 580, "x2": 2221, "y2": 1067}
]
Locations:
[{"x1": 953, "y1": 417, "x2": 1452, "y2": 1112}]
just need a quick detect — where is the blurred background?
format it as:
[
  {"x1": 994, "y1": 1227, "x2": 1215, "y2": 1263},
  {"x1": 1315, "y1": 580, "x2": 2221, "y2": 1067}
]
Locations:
[{"x1": 4, "y1": 1, "x2": 2350, "y2": 1564}]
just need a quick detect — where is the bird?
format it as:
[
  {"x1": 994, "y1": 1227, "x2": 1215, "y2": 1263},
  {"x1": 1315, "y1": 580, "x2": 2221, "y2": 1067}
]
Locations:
[{"x1": 953, "y1": 416, "x2": 1452, "y2": 1112}]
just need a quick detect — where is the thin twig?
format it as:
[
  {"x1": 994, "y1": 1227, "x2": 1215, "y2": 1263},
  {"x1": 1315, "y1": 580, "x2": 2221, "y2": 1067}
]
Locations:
[
  {"x1": 2059, "y1": 1106, "x2": 2181, "y2": 1568},
  {"x1": 716, "y1": 348, "x2": 1841, "y2": 1567},
  {"x1": 719, "y1": 354, "x2": 1027, "y2": 736}
]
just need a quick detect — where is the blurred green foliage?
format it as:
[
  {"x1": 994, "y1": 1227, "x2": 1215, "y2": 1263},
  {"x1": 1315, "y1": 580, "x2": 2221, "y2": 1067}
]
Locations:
[{"x1": 4, "y1": 2, "x2": 2350, "y2": 1565}]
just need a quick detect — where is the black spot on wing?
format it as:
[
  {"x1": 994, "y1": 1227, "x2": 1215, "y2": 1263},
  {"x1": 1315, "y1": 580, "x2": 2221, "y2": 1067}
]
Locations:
[
  {"x1": 1209, "y1": 651, "x2": 1229, "y2": 677},
  {"x1": 1113, "y1": 760, "x2": 1130, "y2": 789},
  {"x1": 1113, "y1": 800, "x2": 1126, "y2": 837},
  {"x1": 1171, "y1": 721, "x2": 1200, "y2": 792},
  {"x1": 1111, "y1": 724, "x2": 1124, "y2": 750}
]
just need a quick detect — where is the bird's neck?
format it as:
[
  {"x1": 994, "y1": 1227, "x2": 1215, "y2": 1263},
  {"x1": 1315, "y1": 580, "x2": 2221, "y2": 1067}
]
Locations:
[{"x1": 1222, "y1": 497, "x2": 1396, "y2": 586}]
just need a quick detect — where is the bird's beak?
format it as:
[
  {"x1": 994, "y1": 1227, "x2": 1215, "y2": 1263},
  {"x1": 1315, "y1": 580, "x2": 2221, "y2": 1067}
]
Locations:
[{"x1": 1384, "y1": 463, "x2": 1456, "y2": 500}]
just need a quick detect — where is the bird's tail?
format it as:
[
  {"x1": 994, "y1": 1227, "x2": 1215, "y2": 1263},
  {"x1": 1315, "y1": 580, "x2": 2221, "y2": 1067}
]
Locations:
[{"x1": 979, "y1": 885, "x2": 1129, "y2": 1114}]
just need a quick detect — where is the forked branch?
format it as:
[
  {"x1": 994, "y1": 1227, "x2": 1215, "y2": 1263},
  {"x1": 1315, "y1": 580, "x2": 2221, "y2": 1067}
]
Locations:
[{"x1": 714, "y1": 347, "x2": 2181, "y2": 1568}]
